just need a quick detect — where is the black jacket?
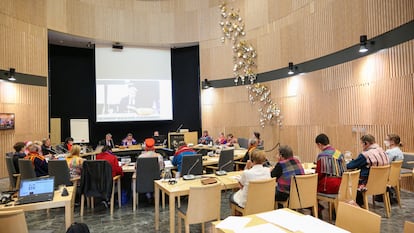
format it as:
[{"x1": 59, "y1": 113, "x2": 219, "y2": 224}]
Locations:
[{"x1": 80, "y1": 160, "x2": 113, "y2": 200}]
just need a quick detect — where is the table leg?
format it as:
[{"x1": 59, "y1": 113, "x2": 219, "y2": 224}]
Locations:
[
  {"x1": 162, "y1": 190, "x2": 165, "y2": 209},
  {"x1": 155, "y1": 185, "x2": 160, "y2": 230},
  {"x1": 133, "y1": 178, "x2": 137, "y2": 211},
  {"x1": 169, "y1": 194, "x2": 176, "y2": 233},
  {"x1": 65, "y1": 200, "x2": 72, "y2": 230}
]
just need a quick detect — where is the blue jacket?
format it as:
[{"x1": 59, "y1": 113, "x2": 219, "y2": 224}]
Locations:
[{"x1": 172, "y1": 150, "x2": 196, "y2": 172}]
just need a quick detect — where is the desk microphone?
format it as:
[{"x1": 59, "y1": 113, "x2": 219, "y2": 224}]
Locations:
[
  {"x1": 183, "y1": 158, "x2": 200, "y2": 180},
  {"x1": 215, "y1": 160, "x2": 233, "y2": 176},
  {"x1": 176, "y1": 123, "x2": 183, "y2": 133}
]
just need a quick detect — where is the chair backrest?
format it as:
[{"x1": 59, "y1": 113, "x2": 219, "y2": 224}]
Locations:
[
  {"x1": 336, "y1": 202, "x2": 381, "y2": 233},
  {"x1": 80, "y1": 160, "x2": 113, "y2": 199},
  {"x1": 218, "y1": 149, "x2": 234, "y2": 172},
  {"x1": 181, "y1": 154, "x2": 203, "y2": 176},
  {"x1": 136, "y1": 157, "x2": 160, "y2": 193},
  {"x1": 388, "y1": 160, "x2": 403, "y2": 187},
  {"x1": 337, "y1": 170, "x2": 361, "y2": 202},
  {"x1": 404, "y1": 221, "x2": 414, "y2": 233},
  {"x1": 402, "y1": 153, "x2": 414, "y2": 169},
  {"x1": 186, "y1": 183, "x2": 221, "y2": 224},
  {"x1": 244, "y1": 178, "x2": 276, "y2": 215},
  {"x1": 0, "y1": 209, "x2": 29, "y2": 233},
  {"x1": 18, "y1": 159, "x2": 36, "y2": 180},
  {"x1": 238, "y1": 138, "x2": 249, "y2": 149},
  {"x1": 5, "y1": 157, "x2": 17, "y2": 189},
  {"x1": 48, "y1": 160, "x2": 73, "y2": 188},
  {"x1": 365, "y1": 165, "x2": 391, "y2": 195},
  {"x1": 288, "y1": 173, "x2": 318, "y2": 209}
]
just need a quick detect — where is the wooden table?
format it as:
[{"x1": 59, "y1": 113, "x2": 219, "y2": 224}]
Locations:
[
  {"x1": 154, "y1": 171, "x2": 242, "y2": 233},
  {"x1": 0, "y1": 186, "x2": 74, "y2": 230},
  {"x1": 212, "y1": 208, "x2": 349, "y2": 233}
]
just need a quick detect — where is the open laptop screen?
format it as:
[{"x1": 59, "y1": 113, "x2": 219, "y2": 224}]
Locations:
[{"x1": 19, "y1": 177, "x2": 55, "y2": 197}]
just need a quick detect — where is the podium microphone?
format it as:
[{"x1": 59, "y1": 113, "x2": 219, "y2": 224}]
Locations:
[
  {"x1": 176, "y1": 123, "x2": 184, "y2": 133},
  {"x1": 215, "y1": 159, "x2": 233, "y2": 176},
  {"x1": 183, "y1": 158, "x2": 200, "y2": 180}
]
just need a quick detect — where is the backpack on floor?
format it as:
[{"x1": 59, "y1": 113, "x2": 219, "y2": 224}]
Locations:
[{"x1": 66, "y1": 222, "x2": 90, "y2": 233}]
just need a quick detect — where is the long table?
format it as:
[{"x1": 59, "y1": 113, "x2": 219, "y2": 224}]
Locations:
[
  {"x1": 154, "y1": 171, "x2": 242, "y2": 233},
  {"x1": 0, "y1": 186, "x2": 74, "y2": 230}
]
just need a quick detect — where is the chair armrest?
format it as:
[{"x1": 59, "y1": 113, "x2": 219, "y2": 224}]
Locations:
[
  {"x1": 205, "y1": 165, "x2": 218, "y2": 171},
  {"x1": 407, "y1": 161, "x2": 414, "y2": 164},
  {"x1": 132, "y1": 172, "x2": 136, "y2": 179},
  {"x1": 13, "y1": 173, "x2": 20, "y2": 178},
  {"x1": 113, "y1": 175, "x2": 121, "y2": 181},
  {"x1": 234, "y1": 161, "x2": 246, "y2": 165}
]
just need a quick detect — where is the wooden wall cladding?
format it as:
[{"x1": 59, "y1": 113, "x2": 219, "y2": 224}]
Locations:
[{"x1": 201, "y1": 39, "x2": 414, "y2": 163}]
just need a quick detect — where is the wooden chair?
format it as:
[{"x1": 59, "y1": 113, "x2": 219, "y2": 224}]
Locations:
[
  {"x1": 317, "y1": 170, "x2": 360, "y2": 221},
  {"x1": 0, "y1": 209, "x2": 29, "y2": 233},
  {"x1": 80, "y1": 160, "x2": 121, "y2": 216},
  {"x1": 277, "y1": 174, "x2": 318, "y2": 218},
  {"x1": 363, "y1": 165, "x2": 391, "y2": 218},
  {"x1": 5, "y1": 156, "x2": 21, "y2": 190},
  {"x1": 18, "y1": 159, "x2": 36, "y2": 180},
  {"x1": 230, "y1": 178, "x2": 276, "y2": 216},
  {"x1": 336, "y1": 201, "x2": 381, "y2": 233},
  {"x1": 388, "y1": 160, "x2": 403, "y2": 208},
  {"x1": 133, "y1": 157, "x2": 160, "y2": 211},
  {"x1": 404, "y1": 221, "x2": 414, "y2": 233},
  {"x1": 177, "y1": 183, "x2": 221, "y2": 233}
]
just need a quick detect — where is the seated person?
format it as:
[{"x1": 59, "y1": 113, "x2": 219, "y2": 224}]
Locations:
[
  {"x1": 242, "y1": 139, "x2": 258, "y2": 162},
  {"x1": 12, "y1": 141, "x2": 26, "y2": 173},
  {"x1": 230, "y1": 150, "x2": 270, "y2": 208},
  {"x1": 315, "y1": 134, "x2": 346, "y2": 194},
  {"x1": 347, "y1": 134, "x2": 389, "y2": 206},
  {"x1": 25, "y1": 144, "x2": 48, "y2": 177},
  {"x1": 139, "y1": 138, "x2": 164, "y2": 170},
  {"x1": 153, "y1": 131, "x2": 166, "y2": 146},
  {"x1": 66, "y1": 145, "x2": 85, "y2": 178},
  {"x1": 99, "y1": 133, "x2": 115, "y2": 148},
  {"x1": 122, "y1": 133, "x2": 137, "y2": 146},
  {"x1": 384, "y1": 133, "x2": 404, "y2": 161},
  {"x1": 198, "y1": 130, "x2": 213, "y2": 145},
  {"x1": 63, "y1": 137, "x2": 74, "y2": 152},
  {"x1": 41, "y1": 138, "x2": 55, "y2": 155},
  {"x1": 271, "y1": 145, "x2": 305, "y2": 208},
  {"x1": 226, "y1": 133, "x2": 238, "y2": 146},
  {"x1": 96, "y1": 146, "x2": 124, "y2": 177},
  {"x1": 172, "y1": 141, "x2": 196, "y2": 175},
  {"x1": 253, "y1": 132, "x2": 264, "y2": 147},
  {"x1": 215, "y1": 132, "x2": 227, "y2": 145}
]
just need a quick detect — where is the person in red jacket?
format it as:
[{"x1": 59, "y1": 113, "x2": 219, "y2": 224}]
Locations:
[{"x1": 96, "y1": 145, "x2": 123, "y2": 177}]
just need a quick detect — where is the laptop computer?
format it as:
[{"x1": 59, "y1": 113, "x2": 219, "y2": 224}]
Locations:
[{"x1": 16, "y1": 176, "x2": 55, "y2": 205}]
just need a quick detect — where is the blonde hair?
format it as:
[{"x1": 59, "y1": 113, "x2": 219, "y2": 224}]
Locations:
[
  {"x1": 68, "y1": 145, "x2": 81, "y2": 158},
  {"x1": 251, "y1": 149, "x2": 267, "y2": 164}
]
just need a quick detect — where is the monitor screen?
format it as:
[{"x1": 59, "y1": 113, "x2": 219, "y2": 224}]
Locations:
[
  {"x1": 0, "y1": 113, "x2": 15, "y2": 130},
  {"x1": 95, "y1": 45, "x2": 173, "y2": 122},
  {"x1": 19, "y1": 177, "x2": 54, "y2": 197}
]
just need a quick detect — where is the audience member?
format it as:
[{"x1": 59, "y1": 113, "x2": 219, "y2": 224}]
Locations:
[
  {"x1": 153, "y1": 131, "x2": 159, "y2": 137},
  {"x1": 41, "y1": 138, "x2": 55, "y2": 155},
  {"x1": 25, "y1": 144, "x2": 48, "y2": 177},
  {"x1": 139, "y1": 138, "x2": 164, "y2": 170},
  {"x1": 242, "y1": 139, "x2": 258, "y2": 162},
  {"x1": 347, "y1": 134, "x2": 389, "y2": 206},
  {"x1": 66, "y1": 145, "x2": 85, "y2": 178},
  {"x1": 230, "y1": 150, "x2": 270, "y2": 208},
  {"x1": 96, "y1": 146, "x2": 123, "y2": 177},
  {"x1": 63, "y1": 137, "x2": 74, "y2": 152},
  {"x1": 172, "y1": 141, "x2": 196, "y2": 174},
  {"x1": 226, "y1": 133, "x2": 238, "y2": 146},
  {"x1": 215, "y1": 132, "x2": 227, "y2": 145},
  {"x1": 198, "y1": 130, "x2": 213, "y2": 145},
  {"x1": 384, "y1": 133, "x2": 404, "y2": 161},
  {"x1": 12, "y1": 142, "x2": 26, "y2": 173},
  {"x1": 253, "y1": 132, "x2": 264, "y2": 147},
  {"x1": 271, "y1": 145, "x2": 305, "y2": 208},
  {"x1": 315, "y1": 134, "x2": 346, "y2": 194},
  {"x1": 122, "y1": 133, "x2": 137, "y2": 146},
  {"x1": 99, "y1": 133, "x2": 115, "y2": 148}
]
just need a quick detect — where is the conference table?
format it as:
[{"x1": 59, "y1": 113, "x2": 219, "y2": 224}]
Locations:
[
  {"x1": 0, "y1": 186, "x2": 74, "y2": 230},
  {"x1": 154, "y1": 171, "x2": 243, "y2": 233}
]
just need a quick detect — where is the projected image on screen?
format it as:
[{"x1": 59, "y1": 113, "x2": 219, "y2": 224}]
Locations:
[{"x1": 95, "y1": 45, "x2": 173, "y2": 122}]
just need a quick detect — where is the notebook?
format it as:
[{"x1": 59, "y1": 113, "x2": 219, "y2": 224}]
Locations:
[{"x1": 16, "y1": 176, "x2": 55, "y2": 205}]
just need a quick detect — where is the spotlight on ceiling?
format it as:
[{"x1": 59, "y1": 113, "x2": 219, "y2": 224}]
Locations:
[
  {"x1": 359, "y1": 35, "x2": 368, "y2": 53},
  {"x1": 288, "y1": 62, "x2": 296, "y2": 75},
  {"x1": 8, "y1": 68, "x2": 16, "y2": 81},
  {"x1": 202, "y1": 79, "x2": 211, "y2": 89}
]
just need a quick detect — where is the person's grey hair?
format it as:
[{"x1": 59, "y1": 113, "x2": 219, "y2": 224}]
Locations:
[
  {"x1": 106, "y1": 133, "x2": 112, "y2": 137},
  {"x1": 249, "y1": 138, "x2": 257, "y2": 146}
]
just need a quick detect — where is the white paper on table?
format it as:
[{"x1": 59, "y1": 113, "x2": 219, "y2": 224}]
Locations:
[
  {"x1": 215, "y1": 216, "x2": 251, "y2": 231},
  {"x1": 164, "y1": 160, "x2": 173, "y2": 168},
  {"x1": 235, "y1": 223, "x2": 286, "y2": 233},
  {"x1": 296, "y1": 215, "x2": 350, "y2": 233},
  {"x1": 256, "y1": 209, "x2": 303, "y2": 232}
]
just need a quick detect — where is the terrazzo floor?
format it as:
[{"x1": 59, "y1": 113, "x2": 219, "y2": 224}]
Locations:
[{"x1": 1, "y1": 178, "x2": 413, "y2": 233}]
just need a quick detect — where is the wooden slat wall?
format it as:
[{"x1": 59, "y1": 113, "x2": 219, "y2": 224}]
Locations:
[{"x1": 0, "y1": 0, "x2": 48, "y2": 178}]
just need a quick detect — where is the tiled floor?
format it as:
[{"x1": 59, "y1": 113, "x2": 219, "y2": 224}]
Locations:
[{"x1": 1, "y1": 178, "x2": 413, "y2": 233}]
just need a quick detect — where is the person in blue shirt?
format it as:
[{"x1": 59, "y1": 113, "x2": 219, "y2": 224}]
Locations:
[
  {"x1": 172, "y1": 141, "x2": 196, "y2": 176},
  {"x1": 198, "y1": 130, "x2": 213, "y2": 145}
]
